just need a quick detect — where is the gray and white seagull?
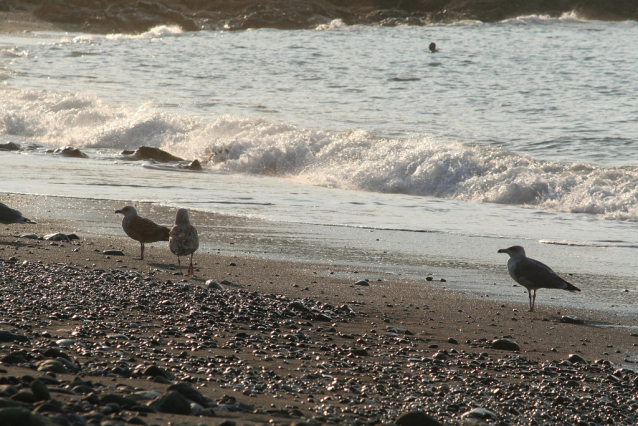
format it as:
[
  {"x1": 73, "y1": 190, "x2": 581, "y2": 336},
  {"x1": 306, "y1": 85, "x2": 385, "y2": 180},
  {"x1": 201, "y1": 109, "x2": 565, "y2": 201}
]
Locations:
[
  {"x1": 498, "y1": 245, "x2": 581, "y2": 312},
  {"x1": 0, "y1": 202, "x2": 36, "y2": 224}
]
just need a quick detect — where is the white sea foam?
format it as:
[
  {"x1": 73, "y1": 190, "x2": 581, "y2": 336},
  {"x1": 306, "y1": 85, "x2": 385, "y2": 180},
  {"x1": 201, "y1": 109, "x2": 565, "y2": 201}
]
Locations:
[
  {"x1": 106, "y1": 25, "x2": 185, "y2": 40},
  {"x1": 2, "y1": 88, "x2": 638, "y2": 221}
]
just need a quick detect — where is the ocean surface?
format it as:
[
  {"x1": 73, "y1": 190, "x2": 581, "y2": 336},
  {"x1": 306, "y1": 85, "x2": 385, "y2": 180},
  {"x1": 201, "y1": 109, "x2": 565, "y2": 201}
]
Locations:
[{"x1": 1, "y1": 15, "x2": 638, "y2": 316}]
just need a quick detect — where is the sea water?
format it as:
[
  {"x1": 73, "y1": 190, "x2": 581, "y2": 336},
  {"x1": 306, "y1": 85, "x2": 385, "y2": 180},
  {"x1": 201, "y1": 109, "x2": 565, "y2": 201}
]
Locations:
[{"x1": 1, "y1": 15, "x2": 638, "y2": 315}]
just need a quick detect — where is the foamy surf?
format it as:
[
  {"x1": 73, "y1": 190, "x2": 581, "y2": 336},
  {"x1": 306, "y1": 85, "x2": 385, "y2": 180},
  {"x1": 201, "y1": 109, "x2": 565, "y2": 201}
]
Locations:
[{"x1": 2, "y1": 88, "x2": 638, "y2": 221}]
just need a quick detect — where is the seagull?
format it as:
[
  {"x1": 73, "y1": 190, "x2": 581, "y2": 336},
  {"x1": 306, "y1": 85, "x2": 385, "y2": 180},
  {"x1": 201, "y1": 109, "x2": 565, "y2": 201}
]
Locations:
[
  {"x1": 169, "y1": 208, "x2": 199, "y2": 275},
  {"x1": 0, "y1": 202, "x2": 36, "y2": 224},
  {"x1": 115, "y1": 206, "x2": 170, "y2": 260},
  {"x1": 498, "y1": 245, "x2": 581, "y2": 312}
]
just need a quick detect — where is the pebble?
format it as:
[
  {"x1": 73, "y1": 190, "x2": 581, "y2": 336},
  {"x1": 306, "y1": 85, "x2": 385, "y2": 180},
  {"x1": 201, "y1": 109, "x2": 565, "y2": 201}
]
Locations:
[{"x1": 0, "y1": 258, "x2": 635, "y2": 426}]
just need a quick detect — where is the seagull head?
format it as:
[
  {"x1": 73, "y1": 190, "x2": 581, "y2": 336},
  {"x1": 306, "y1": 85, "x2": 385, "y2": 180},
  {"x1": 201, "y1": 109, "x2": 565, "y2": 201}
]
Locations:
[
  {"x1": 175, "y1": 208, "x2": 190, "y2": 225},
  {"x1": 115, "y1": 206, "x2": 138, "y2": 217},
  {"x1": 498, "y1": 245, "x2": 526, "y2": 259}
]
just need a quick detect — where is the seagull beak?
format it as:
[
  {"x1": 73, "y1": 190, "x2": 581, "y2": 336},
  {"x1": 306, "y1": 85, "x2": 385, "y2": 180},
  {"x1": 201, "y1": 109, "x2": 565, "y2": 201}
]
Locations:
[
  {"x1": 497, "y1": 248, "x2": 507, "y2": 253},
  {"x1": 115, "y1": 209, "x2": 122, "y2": 214}
]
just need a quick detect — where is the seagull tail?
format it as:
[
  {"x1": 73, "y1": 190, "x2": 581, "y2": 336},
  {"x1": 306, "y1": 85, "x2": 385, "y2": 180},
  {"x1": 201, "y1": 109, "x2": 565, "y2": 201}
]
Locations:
[{"x1": 563, "y1": 282, "x2": 581, "y2": 292}]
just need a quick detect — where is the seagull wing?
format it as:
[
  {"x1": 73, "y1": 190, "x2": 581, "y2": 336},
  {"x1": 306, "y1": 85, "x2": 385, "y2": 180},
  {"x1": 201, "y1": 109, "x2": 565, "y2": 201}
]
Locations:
[{"x1": 511, "y1": 257, "x2": 574, "y2": 290}]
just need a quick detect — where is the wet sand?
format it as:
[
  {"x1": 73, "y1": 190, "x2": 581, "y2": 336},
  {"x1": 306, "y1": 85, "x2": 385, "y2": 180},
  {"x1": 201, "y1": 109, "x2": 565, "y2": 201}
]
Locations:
[{"x1": 1, "y1": 192, "x2": 638, "y2": 424}]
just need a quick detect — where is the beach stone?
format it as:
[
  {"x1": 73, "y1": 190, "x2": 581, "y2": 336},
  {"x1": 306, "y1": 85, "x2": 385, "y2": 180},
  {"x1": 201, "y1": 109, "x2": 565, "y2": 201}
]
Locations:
[
  {"x1": 31, "y1": 380, "x2": 51, "y2": 401},
  {"x1": 462, "y1": 407, "x2": 499, "y2": 421},
  {"x1": 491, "y1": 338, "x2": 520, "y2": 351},
  {"x1": 54, "y1": 146, "x2": 88, "y2": 158},
  {"x1": 206, "y1": 279, "x2": 225, "y2": 290},
  {"x1": 0, "y1": 407, "x2": 53, "y2": 426},
  {"x1": 55, "y1": 339, "x2": 76, "y2": 347},
  {"x1": 43, "y1": 233, "x2": 70, "y2": 242},
  {"x1": 102, "y1": 249, "x2": 125, "y2": 256},
  {"x1": 560, "y1": 315, "x2": 585, "y2": 324},
  {"x1": 43, "y1": 348, "x2": 71, "y2": 361},
  {"x1": 100, "y1": 393, "x2": 138, "y2": 408},
  {"x1": 353, "y1": 279, "x2": 370, "y2": 286},
  {"x1": 1, "y1": 352, "x2": 27, "y2": 364},
  {"x1": 0, "y1": 142, "x2": 20, "y2": 151},
  {"x1": 36, "y1": 360, "x2": 68, "y2": 374},
  {"x1": 0, "y1": 331, "x2": 29, "y2": 343},
  {"x1": 167, "y1": 382, "x2": 205, "y2": 405},
  {"x1": 19, "y1": 234, "x2": 39, "y2": 239},
  {"x1": 149, "y1": 390, "x2": 192, "y2": 415},
  {"x1": 567, "y1": 354, "x2": 588, "y2": 364},
  {"x1": 141, "y1": 365, "x2": 174, "y2": 380},
  {"x1": 395, "y1": 410, "x2": 444, "y2": 426}
]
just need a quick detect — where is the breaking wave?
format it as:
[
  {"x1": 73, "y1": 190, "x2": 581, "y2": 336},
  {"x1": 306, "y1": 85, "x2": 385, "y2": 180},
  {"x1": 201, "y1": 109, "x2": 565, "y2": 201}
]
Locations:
[{"x1": 2, "y1": 88, "x2": 637, "y2": 220}]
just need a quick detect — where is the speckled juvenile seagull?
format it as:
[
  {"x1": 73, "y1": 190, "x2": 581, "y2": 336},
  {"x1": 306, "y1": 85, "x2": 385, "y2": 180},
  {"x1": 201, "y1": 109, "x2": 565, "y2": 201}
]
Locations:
[
  {"x1": 498, "y1": 245, "x2": 581, "y2": 312},
  {"x1": 0, "y1": 202, "x2": 35, "y2": 224},
  {"x1": 169, "y1": 208, "x2": 199, "y2": 275},
  {"x1": 115, "y1": 206, "x2": 170, "y2": 260}
]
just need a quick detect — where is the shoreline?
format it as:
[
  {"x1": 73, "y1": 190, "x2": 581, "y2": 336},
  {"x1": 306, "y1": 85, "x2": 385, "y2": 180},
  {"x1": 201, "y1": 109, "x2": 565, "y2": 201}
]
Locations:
[
  {"x1": 1, "y1": 0, "x2": 637, "y2": 35},
  {"x1": 1, "y1": 191, "x2": 638, "y2": 424}
]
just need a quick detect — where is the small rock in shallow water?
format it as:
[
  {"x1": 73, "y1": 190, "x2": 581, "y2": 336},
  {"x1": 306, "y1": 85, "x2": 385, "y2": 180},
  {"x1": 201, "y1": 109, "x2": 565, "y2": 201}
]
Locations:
[
  {"x1": 560, "y1": 315, "x2": 585, "y2": 324},
  {"x1": 54, "y1": 146, "x2": 88, "y2": 158},
  {"x1": 353, "y1": 279, "x2": 369, "y2": 286},
  {"x1": 102, "y1": 250, "x2": 125, "y2": 256}
]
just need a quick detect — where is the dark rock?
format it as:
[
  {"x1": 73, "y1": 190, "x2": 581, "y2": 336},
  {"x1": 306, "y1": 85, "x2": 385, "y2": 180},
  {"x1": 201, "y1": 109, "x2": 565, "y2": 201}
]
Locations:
[
  {"x1": 31, "y1": 380, "x2": 51, "y2": 401},
  {"x1": 36, "y1": 360, "x2": 68, "y2": 374},
  {"x1": 0, "y1": 331, "x2": 29, "y2": 343},
  {"x1": 1, "y1": 352, "x2": 28, "y2": 364},
  {"x1": 353, "y1": 280, "x2": 369, "y2": 286},
  {"x1": 0, "y1": 407, "x2": 53, "y2": 426},
  {"x1": 0, "y1": 142, "x2": 20, "y2": 151},
  {"x1": 167, "y1": 382, "x2": 205, "y2": 406},
  {"x1": 448, "y1": 337, "x2": 459, "y2": 344},
  {"x1": 184, "y1": 159, "x2": 202, "y2": 171},
  {"x1": 206, "y1": 279, "x2": 225, "y2": 290},
  {"x1": 44, "y1": 233, "x2": 79, "y2": 241},
  {"x1": 141, "y1": 365, "x2": 174, "y2": 380},
  {"x1": 101, "y1": 393, "x2": 138, "y2": 408},
  {"x1": 560, "y1": 315, "x2": 585, "y2": 324},
  {"x1": 462, "y1": 407, "x2": 499, "y2": 421},
  {"x1": 567, "y1": 354, "x2": 588, "y2": 364},
  {"x1": 149, "y1": 390, "x2": 191, "y2": 415},
  {"x1": 54, "y1": 146, "x2": 88, "y2": 158},
  {"x1": 127, "y1": 146, "x2": 184, "y2": 162},
  {"x1": 10, "y1": 391, "x2": 38, "y2": 403},
  {"x1": 102, "y1": 249, "x2": 125, "y2": 256},
  {"x1": 491, "y1": 338, "x2": 520, "y2": 351},
  {"x1": 43, "y1": 348, "x2": 71, "y2": 362},
  {"x1": 395, "y1": 410, "x2": 445, "y2": 426}
]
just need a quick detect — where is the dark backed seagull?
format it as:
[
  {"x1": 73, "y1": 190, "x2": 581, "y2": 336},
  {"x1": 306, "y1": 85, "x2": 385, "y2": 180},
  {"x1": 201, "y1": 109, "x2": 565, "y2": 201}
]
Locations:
[
  {"x1": 115, "y1": 206, "x2": 170, "y2": 260},
  {"x1": 0, "y1": 202, "x2": 36, "y2": 224},
  {"x1": 498, "y1": 245, "x2": 581, "y2": 312},
  {"x1": 169, "y1": 208, "x2": 199, "y2": 275}
]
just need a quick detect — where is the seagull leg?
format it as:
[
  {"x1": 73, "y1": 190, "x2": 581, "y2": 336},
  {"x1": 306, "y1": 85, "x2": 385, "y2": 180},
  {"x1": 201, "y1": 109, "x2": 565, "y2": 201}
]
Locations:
[
  {"x1": 531, "y1": 290, "x2": 537, "y2": 312},
  {"x1": 177, "y1": 256, "x2": 182, "y2": 275},
  {"x1": 187, "y1": 253, "x2": 194, "y2": 275},
  {"x1": 528, "y1": 290, "x2": 534, "y2": 312},
  {"x1": 140, "y1": 242, "x2": 145, "y2": 260}
]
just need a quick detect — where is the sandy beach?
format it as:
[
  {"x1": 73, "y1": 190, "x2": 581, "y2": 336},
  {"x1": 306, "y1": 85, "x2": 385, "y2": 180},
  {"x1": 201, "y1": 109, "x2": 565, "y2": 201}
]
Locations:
[{"x1": 1, "y1": 192, "x2": 637, "y2": 425}]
